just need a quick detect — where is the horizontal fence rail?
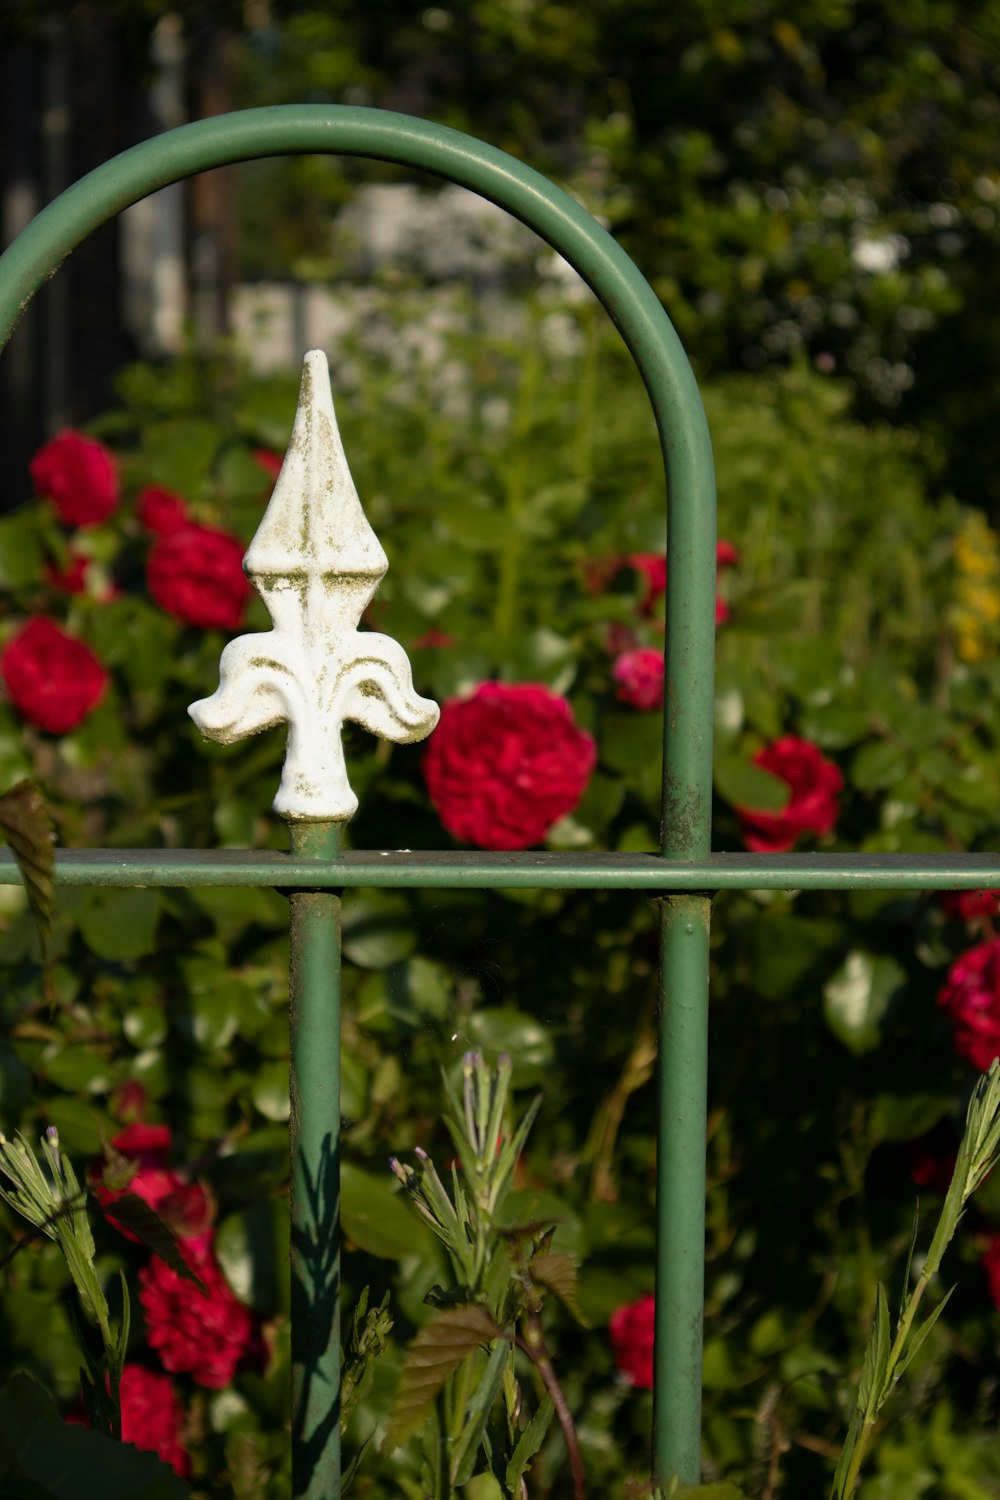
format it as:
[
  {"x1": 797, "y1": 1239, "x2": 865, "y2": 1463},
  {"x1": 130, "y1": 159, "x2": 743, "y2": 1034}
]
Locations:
[{"x1": 1, "y1": 848, "x2": 999, "y2": 891}]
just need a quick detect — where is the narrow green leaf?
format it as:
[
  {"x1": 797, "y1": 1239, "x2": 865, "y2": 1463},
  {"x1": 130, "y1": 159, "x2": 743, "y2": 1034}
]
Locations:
[
  {"x1": 386, "y1": 1304, "x2": 503, "y2": 1448},
  {"x1": 857, "y1": 1281, "x2": 890, "y2": 1419},
  {"x1": 831, "y1": 1406, "x2": 864, "y2": 1500},
  {"x1": 0, "y1": 780, "x2": 54, "y2": 959},
  {"x1": 528, "y1": 1250, "x2": 588, "y2": 1326},
  {"x1": 451, "y1": 1336, "x2": 509, "y2": 1486},
  {"x1": 892, "y1": 1286, "x2": 955, "y2": 1387},
  {"x1": 899, "y1": 1203, "x2": 919, "y2": 1324},
  {"x1": 505, "y1": 1395, "x2": 554, "y2": 1492},
  {"x1": 94, "y1": 1192, "x2": 205, "y2": 1292}
]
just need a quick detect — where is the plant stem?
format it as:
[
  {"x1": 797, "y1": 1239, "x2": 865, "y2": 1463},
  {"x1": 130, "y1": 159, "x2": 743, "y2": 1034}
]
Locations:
[
  {"x1": 840, "y1": 1271, "x2": 931, "y2": 1495},
  {"x1": 517, "y1": 1316, "x2": 586, "y2": 1500}
]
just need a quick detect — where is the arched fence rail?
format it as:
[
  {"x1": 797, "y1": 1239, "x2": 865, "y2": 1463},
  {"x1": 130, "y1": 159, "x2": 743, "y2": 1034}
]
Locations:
[{"x1": 0, "y1": 104, "x2": 996, "y2": 1497}]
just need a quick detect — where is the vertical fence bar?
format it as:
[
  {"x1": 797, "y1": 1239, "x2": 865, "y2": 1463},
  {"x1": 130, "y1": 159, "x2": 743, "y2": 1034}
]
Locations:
[
  {"x1": 288, "y1": 820, "x2": 343, "y2": 1500},
  {"x1": 654, "y1": 893, "x2": 712, "y2": 1483}
]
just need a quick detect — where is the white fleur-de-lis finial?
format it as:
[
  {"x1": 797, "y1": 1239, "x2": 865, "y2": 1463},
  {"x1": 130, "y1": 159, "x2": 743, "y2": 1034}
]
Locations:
[{"x1": 188, "y1": 349, "x2": 440, "y2": 822}]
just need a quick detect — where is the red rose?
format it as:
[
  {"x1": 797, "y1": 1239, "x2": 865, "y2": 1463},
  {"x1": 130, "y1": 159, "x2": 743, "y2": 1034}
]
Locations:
[
  {"x1": 109, "y1": 1080, "x2": 148, "y2": 1122},
  {"x1": 609, "y1": 1293, "x2": 655, "y2": 1388},
  {"x1": 68, "y1": 1366, "x2": 191, "y2": 1477},
  {"x1": 612, "y1": 646, "x2": 664, "y2": 710},
  {"x1": 736, "y1": 736, "x2": 843, "y2": 853},
  {"x1": 938, "y1": 937, "x2": 1000, "y2": 1071},
  {"x1": 1, "y1": 617, "x2": 108, "y2": 733},
  {"x1": 147, "y1": 524, "x2": 250, "y2": 630},
  {"x1": 423, "y1": 682, "x2": 596, "y2": 850},
  {"x1": 941, "y1": 890, "x2": 1000, "y2": 922},
  {"x1": 98, "y1": 1169, "x2": 211, "y2": 1242},
  {"x1": 139, "y1": 1231, "x2": 257, "y2": 1388},
  {"x1": 137, "y1": 486, "x2": 191, "y2": 536},
  {"x1": 30, "y1": 430, "x2": 119, "y2": 526},
  {"x1": 906, "y1": 1123, "x2": 957, "y2": 1195},
  {"x1": 628, "y1": 553, "x2": 668, "y2": 614},
  {"x1": 111, "y1": 1123, "x2": 172, "y2": 1167},
  {"x1": 95, "y1": 1123, "x2": 211, "y2": 1243}
]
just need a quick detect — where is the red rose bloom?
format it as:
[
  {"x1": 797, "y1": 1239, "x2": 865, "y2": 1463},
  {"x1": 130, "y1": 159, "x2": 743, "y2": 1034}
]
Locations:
[
  {"x1": 609, "y1": 1293, "x2": 655, "y2": 1388},
  {"x1": 1, "y1": 617, "x2": 108, "y2": 733},
  {"x1": 612, "y1": 646, "x2": 664, "y2": 710},
  {"x1": 30, "y1": 430, "x2": 119, "y2": 526},
  {"x1": 137, "y1": 486, "x2": 190, "y2": 536},
  {"x1": 736, "y1": 735, "x2": 843, "y2": 853},
  {"x1": 111, "y1": 1123, "x2": 171, "y2": 1167},
  {"x1": 147, "y1": 523, "x2": 250, "y2": 630},
  {"x1": 70, "y1": 1366, "x2": 191, "y2": 1477},
  {"x1": 139, "y1": 1231, "x2": 256, "y2": 1389},
  {"x1": 423, "y1": 682, "x2": 596, "y2": 850},
  {"x1": 941, "y1": 890, "x2": 1000, "y2": 922},
  {"x1": 938, "y1": 937, "x2": 1000, "y2": 1071},
  {"x1": 628, "y1": 553, "x2": 668, "y2": 614}
]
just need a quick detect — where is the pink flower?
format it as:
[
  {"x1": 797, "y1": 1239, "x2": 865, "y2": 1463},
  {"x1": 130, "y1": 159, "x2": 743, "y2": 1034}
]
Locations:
[
  {"x1": 30, "y1": 430, "x2": 119, "y2": 526},
  {"x1": 938, "y1": 937, "x2": 1000, "y2": 1071},
  {"x1": 136, "y1": 486, "x2": 190, "y2": 537},
  {"x1": 735, "y1": 736, "x2": 843, "y2": 853},
  {"x1": 139, "y1": 1231, "x2": 257, "y2": 1389},
  {"x1": 612, "y1": 647, "x2": 664, "y2": 710},
  {"x1": 1, "y1": 617, "x2": 108, "y2": 733},
  {"x1": 423, "y1": 682, "x2": 595, "y2": 850},
  {"x1": 609, "y1": 1294, "x2": 655, "y2": 1388}
]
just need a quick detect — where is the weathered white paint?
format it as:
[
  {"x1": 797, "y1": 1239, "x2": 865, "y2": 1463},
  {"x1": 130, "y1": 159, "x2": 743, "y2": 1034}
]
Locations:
[{"x1": 189, "y1": 349, "x2": 440, "y2": 821}]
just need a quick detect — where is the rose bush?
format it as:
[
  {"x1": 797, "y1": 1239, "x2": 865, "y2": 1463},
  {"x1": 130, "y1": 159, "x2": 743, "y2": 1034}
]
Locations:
[{"x1": 1, "y1": 309, "x2": 1000, "y2": 1492}]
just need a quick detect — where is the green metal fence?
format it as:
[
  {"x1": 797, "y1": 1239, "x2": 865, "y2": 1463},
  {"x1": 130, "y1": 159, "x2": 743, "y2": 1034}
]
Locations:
[{"x1": 0, "y1": 103, "x2": 998, "y2": 1498}]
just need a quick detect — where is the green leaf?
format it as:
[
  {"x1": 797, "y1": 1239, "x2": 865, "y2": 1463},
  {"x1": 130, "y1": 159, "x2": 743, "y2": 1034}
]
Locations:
[
  {"x1": 451, "y1": 1337, "x2": 510, "y2": 1486},
  {"x1": 341, "y1": 893, "x2": 417, "y2": 969},
  {"x1": 714, "y1": 755, "x2": 790, "y2": 812},
  {"x1": 0, "y1": 780, "x2": 55, "y2": 960},
  {"x1": 851, "y1": 739, "x2": 910, "y2": 791},
  {"x1": 528, "y1": 1251, "x2": 588, "y2": 1326},
  {"x1": 823, "y1": 952, "x2": 905, "y2": 1056},
  {"x1": 674, "y1": 1486, "x2": 751, "y2": 1499},
  {"x1": 251, "y1": 1059, "x2": 290, "y2": 1122},
  {"x1": 386, "y1": 1305, "x2": 503, "y2": 1448},
  {"x1": 215, "y1": 1197, "x2": 291, "y2": 1315},
  {"x1": 893, "y1": 1286, "x2": 955, "y2": 1386},
  {"x1": 78, "y1": 889, "x2": 161, "y2": 961},
  {"x1": 505, "y1": 1395, "x2": 554, "y2": 1493},
  {"x1": 94, "y1": 1192, "x2": 205, "y2": 1292},
  {"x1": 341, "y1": 1163, "x2": 435, "y2": 1262},
  {"x1": 858, "y1": 1281, "x2": 891, "y2": 1419},
  {"x1": 0, "y1": 1373, "x2": 191, "y2": 1498}
]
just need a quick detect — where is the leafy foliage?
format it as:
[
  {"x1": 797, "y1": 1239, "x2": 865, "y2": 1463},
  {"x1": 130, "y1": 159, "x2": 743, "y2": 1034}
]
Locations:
[{"x1": 0, "y1": 295, "x2": 999, "y2": 1493}]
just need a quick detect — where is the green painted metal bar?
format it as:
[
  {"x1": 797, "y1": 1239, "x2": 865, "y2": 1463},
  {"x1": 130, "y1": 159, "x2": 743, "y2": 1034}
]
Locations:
[
  {"x1": 287, "y1": 821, "x2": 343, "y2": 1500},
  {"x1": 3, "y1": 848, "x2": 1000, "y2": 890},
  {"x1": 656, "y1": 895, "x2": 712, "y2": 1482}
]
